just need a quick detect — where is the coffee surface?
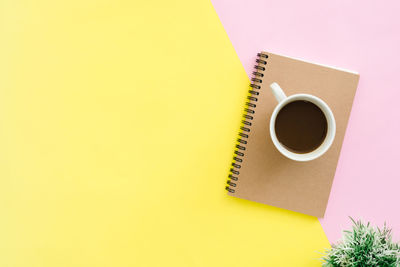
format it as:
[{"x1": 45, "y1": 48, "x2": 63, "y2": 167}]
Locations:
[{"x1": 275, "y1": 100, "x2": 327, "y2": 153}]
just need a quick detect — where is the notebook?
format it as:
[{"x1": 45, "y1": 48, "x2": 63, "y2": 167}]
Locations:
[{"x1": 226, "y1": 52, "x2": 360, "y2": 217}]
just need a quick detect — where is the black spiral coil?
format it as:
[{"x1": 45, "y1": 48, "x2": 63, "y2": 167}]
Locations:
[{"x1": 225, "y1": 52, "x2": 268, "y2": 194}]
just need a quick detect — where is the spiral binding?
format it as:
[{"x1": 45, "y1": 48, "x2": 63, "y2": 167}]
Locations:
[{"x1": 225, "y1": 52, "x2": 268, "y2": 194}]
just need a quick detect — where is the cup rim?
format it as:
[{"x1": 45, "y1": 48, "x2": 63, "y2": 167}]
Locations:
[{"x1": 269, "y1": 94, "x2": 336, "y2": 162}]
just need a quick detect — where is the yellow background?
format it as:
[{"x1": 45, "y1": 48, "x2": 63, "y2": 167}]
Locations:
[{"x1": 0, "y1": 0, "x2": 329, "y2": 266}]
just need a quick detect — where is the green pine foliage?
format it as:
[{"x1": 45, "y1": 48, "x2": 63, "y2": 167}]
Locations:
[{"x1": 322, "y1": 218, "x2": 400, "y2": 267}]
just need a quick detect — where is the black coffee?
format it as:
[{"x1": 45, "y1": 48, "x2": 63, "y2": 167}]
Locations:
[{"x1": 275, "y1": 100, "x2": 327, "y2": 153}]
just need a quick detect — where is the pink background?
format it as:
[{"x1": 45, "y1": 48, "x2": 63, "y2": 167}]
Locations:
[{"x1": 211, "y1": 0, "x2": 400, "y2": 243}]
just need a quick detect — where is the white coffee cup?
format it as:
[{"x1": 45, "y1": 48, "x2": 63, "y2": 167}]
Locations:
[{"x1": 269, "y1": 82, "x2": 336, "y2": 161}]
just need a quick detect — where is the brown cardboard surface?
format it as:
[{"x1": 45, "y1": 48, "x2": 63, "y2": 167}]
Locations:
[{"x1": 227, "y1": 52, "x2": 359, "y2": 217}]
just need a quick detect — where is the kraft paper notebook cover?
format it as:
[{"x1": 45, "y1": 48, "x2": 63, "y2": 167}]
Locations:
[{"x1": 226, "y1": 52, "x2": 360, "y2": 217}]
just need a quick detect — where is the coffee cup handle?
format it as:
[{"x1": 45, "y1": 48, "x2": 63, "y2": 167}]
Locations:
[{"x1": 270, "y1": 82, "x2": 287, "y2": 103}]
